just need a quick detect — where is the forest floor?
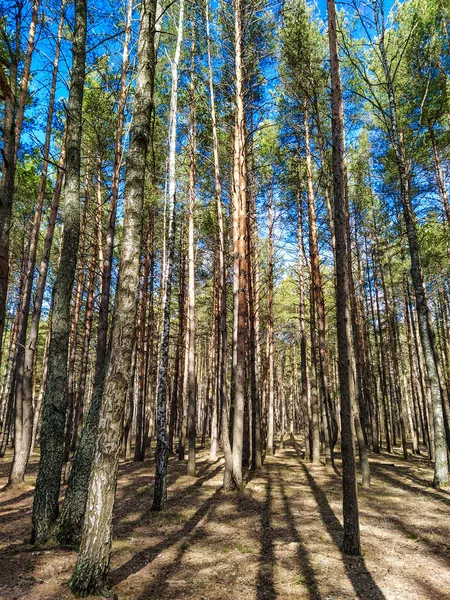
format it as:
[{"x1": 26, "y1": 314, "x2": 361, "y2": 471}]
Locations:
[{"x1": 0, "y1": 437, "x2": 449, "y2": 600}]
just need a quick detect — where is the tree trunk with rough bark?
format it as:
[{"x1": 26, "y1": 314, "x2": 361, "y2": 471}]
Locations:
[
  {"x1": 187, "y1": 18, "x2": 197, "y2": 477},
  {"x1": 68, "y1": 0, "x2": 157, "y2": 593},
  {"x1": 8, "y1": 0, "x2": 65, "y2": 486},
  {"x1": 327, "y1": 0, "x2": 361, "y2": 556},
  {"x1": 31, "y1": 0, "x2": 87, "y2": 544},
  {"x1": 153, "y1": 0, "x2": 185, "y2": 510},
  {"x1": 206, "y1": 0, "x2": 227, "y2": 467},
  {"x1": 54, "y1": 0, "x2": 133, "y2": 546},
  {"x1": 267, "y1": 188, "x2": 275, "y2": 457},
  {"x1": 375, "y1": 2, "x2": 448, "y2": 487}
]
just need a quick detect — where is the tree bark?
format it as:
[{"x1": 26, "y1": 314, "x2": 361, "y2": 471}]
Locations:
[
  {"x1": 54, "y1": 0, "x2": 133, "y2": 546},
  {"x1": 375, "y1": 1, "x2": 448, "y2": 486},
  {"x1": 187, "y1": 18, "x2": 197, "y2": 477},
  {"x1": 327, "y1": 0, "x2": 361, "y2": 556},
  {"x1": 206, "y1": 0, "x2": 228, "y2": 469},
  {"x1": 8, "y1": 0, "x2": 64, "y2": 486},
  {"x1": 69, "y1": 0, "x2": 157, "y2": 593},
  {"x1": 31, "y1": 0, "x2": 87, "y2": 544},
  {"x1": 0, "y1": 3, "x2": 21, "y2": 366},
  {"x1": 153, "y1": 0, "x2": 185, "y2": 510},
  {"x1": 267, "y1": 186, "x2": 275, "y2": 456}
]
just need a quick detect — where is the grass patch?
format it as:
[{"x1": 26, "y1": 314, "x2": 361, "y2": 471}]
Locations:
[
  {"x1": 236, "y1": 543, "x2": 255, "y2": 554},
  {"x1": 155, "y1": 509, "x2": 188, "y2": 525},
  {"x1": 136, "y1": 485, "x2": 153, "y2": 496}
]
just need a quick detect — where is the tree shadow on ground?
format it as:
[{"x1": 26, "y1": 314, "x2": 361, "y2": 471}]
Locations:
[
  {"x1": 114, "y1": 458, "x2": 221, "y2": 538},
  {"x1": 296, "y1": 453, "x2": 385, "y2": 600},
  {"x1": 369, "y1": 461, "x2": 450, "y2": 508},
  {"x1": 256, "y1": 472, "x2": 277, "y2": 600},
  {"x1": 136, "y1": 507, "x2": 214, "y2": 599},
  {"x1": 277, "y1": 471, "x2": 321, "y2": 600},
  {"x1": 109, "y1": 464, "x2": 222, "y2": 587},
  {"x1": 0, "y1": 489, "x2": 34, "y2": 507}
]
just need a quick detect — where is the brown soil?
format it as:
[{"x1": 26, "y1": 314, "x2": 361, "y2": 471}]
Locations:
[{"x1": 0, "y1": 438, "x2": 449, "y2": 600}]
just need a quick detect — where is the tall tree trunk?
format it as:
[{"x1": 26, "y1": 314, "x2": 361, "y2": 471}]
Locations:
[
  {"x1": 72, "y1": 231, "x2": 97, "y2": 451},
  {"x1": 69, "y1": 0, "x2": 157, "y2": 593},
  {"x1": 206, "y1": 0, "x2": 227, "y2": 469},
  {"x1": 169, "y1": 227, "x2": 186, "y2": 455},
  {"x1": 296, "y1": 166, "x2": 311, "y2": 461},
  {"x1": 231, "y1": 0, "x2": 249, "y2": 489},
  {"x1": 248, "y1": 199, "x2": 262, "y2": 470},
  {"x1": 8, "y1": 0, "x2": 65, "y2": 485},
  {"x1": 327, "y1": 0, "x2": 361, "y2": 556},
  {"x1": 153, "y1": 0, "x2": 185, "y2": 510},
  {"x1": 21, "y1": 129, "x2": 66, "y2": 455},
  {"x1": 134, "y1": 213, "x2": 152, "y2": 462},
  {"x1": 0, "y1": 0, "x2": 39, "y2": 364},
  {"x1": 14, "y1": 0, "x2": 40, "y2": 162},
  {"x1": 187, "y1": 18, "x2": 197, "y2": 477},
  {"x1": 305, "y1": 106, "x2": 331, "y2": 464},
  {"x1": 64, "y1": 189, "x2": 89, "y2": 470},
  {"x1": 267, "y1": 187, "x2": 275, "y2": 456},
  {"x1": 0, "y1": 3, "x2": 21, "y2": 365},
  {"x1": 54, "y1": 0, "x2": 133, "y2": 546},
  {"x1": 31, "y1": 0, "x2": 87, "y2": 544},
  {"x1": 375, "y1": 2, "x2": 448, "y2": 487}
]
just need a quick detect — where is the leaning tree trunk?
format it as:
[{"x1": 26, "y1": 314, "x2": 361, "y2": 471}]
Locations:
[
  {"x1": 69, "y1": 0, "x2": 157, "y2": 594},
  {"x1": 327, "y1": 0, "x2": 361, "y2": 556},
  {"x1": 54, "y1": 0, "x2": 133, "y2": 546},
  {"x1": 31, "y1": 0, "x2": 87, "y2": 545}
]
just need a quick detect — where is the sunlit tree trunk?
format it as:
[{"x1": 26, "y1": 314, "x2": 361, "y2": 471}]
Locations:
[
  {"x1": 0, "y1": 3, "x2": 21, "y2": 366},
  {"x1": 304, "y1": 107, "x2": 325, "y2": 465},
  {"x1": 169, "y1": 227, "x2": 186, "y2": 455},
  {"x1": 375, "y1": 1, "x2": 448, "y2": 487},
  {"x1": 296, "y1": 165, "x2": 311, "y2": 461},
  {"x1": 153, "y1": 0, "x2": 185, "y2": 510},
  {"x1": 327, "y1": 0, "x2": 361, "y2": 556},
  {"x1": 248, "y1": 196, "x2": 262, "y2": 470},
  {"x1": 267, "y1": 186, "x2": 275, "y2": 456},
  {"x1": 187, "y1": 18, "x2": 197, "y2": 476},
  {"x1": 54, "y1": 0, "x2": 133, "y2": 546},
  {"x1": 69, "y1": 0, "x2": 157, "y2": 593},
  {"x1": 8, "y1": 0, "x2": 65, "y2": 485},
  {"x1": 206, "y1": 0, "x2": 227, "y2": 468},
  {"x1": 31, "y1": 0, "x2": 87, "y2": 544}
]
